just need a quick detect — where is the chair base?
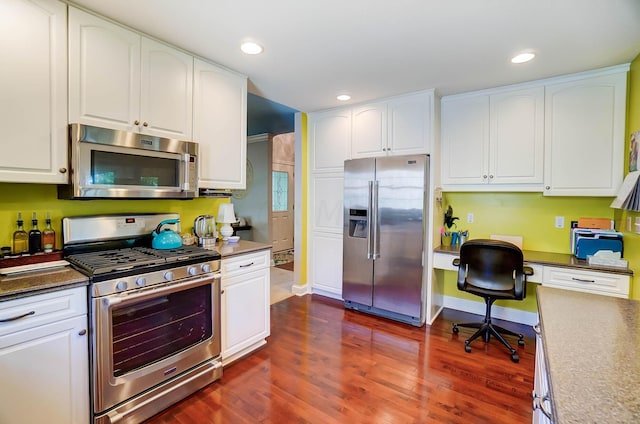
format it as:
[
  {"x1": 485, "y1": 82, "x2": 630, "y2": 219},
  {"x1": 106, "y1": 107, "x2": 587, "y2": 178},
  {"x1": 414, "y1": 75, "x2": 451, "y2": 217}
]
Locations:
[{"x1": 452, "y1": 298, "x2": 524, "y2": 363}]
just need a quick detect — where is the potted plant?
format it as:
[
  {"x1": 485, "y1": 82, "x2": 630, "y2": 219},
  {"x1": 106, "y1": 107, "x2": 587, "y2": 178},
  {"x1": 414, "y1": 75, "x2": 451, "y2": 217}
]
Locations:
[{"x1": 441, "y1": 205, "x2": 459, "y2": 246}]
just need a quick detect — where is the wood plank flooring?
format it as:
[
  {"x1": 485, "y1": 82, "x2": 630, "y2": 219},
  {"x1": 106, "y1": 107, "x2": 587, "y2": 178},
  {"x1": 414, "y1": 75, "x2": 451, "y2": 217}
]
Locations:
[{"x1": 145, "y1": 294, "x2": 535, "y2": 424}]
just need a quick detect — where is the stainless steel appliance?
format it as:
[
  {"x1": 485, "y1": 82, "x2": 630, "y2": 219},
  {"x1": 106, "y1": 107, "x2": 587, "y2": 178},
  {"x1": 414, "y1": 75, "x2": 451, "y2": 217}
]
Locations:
[
  {"x1": 58, "y1": 124, "x2": 198, "y2": 199},
  {"x1": 343, "y1": 154, "x2": 428, "y2": 326},
  {"x1": 63, "y1": 214, "x2": 222, "y2": 424}
]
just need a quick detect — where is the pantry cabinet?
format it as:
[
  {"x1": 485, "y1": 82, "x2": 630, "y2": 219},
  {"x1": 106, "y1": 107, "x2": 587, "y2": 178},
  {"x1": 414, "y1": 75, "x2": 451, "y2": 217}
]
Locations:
[
  {"x1": 69, "y1": 7, "x2": 193, "y2": 140},
  {"x1": 441, "y1": 86, "x2": 544, "y2": 190},
  {"x1": 543, "y1": 68, "x2": 627, "y2": 196},
  {"x1": 194, "y1": 58, "x2": 248, "y2": 190},
  {"x1": 351, "y1": 91, "x2": 433, "y2": 158},
  {"x1": 0, "y1": 287, "x2": 89, "y2": 424},
  {"x1": 220, "y1": 249, "x2": 270, "y2": 365},
  {"x1": 0, "y1": 0, "x2": 68, "y2": 184}
]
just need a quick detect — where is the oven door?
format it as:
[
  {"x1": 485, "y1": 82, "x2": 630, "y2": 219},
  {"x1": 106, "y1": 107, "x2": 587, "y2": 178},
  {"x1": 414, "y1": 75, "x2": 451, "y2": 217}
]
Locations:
[{"x1": 92, "y1": 273, "x2": 221, "y2": 414}]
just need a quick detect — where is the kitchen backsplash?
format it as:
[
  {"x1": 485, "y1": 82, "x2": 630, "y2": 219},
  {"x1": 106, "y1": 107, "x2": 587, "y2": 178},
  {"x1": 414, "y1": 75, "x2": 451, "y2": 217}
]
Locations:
[{"x1": 0, "y1": 183, "x2": 227, "y2": 250}]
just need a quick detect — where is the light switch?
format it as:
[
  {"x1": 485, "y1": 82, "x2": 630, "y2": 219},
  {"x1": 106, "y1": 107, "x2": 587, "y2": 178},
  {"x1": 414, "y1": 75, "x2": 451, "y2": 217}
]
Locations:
[
  {"x1": 555, "y1": 216, "x2": 565, "y2": 229},
  {"x1": 467, "y1": 213, "x2": 474, "y2": 223}
]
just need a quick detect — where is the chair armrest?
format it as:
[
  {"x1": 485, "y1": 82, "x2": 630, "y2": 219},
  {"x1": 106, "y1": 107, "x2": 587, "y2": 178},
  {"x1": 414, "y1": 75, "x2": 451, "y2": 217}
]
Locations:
[
  {"x1": 523, "y1": 265, "x2": 534, "y2": 276},
  {"x1": 452, "y1": 258, "x2": 460, "y2": 267}
]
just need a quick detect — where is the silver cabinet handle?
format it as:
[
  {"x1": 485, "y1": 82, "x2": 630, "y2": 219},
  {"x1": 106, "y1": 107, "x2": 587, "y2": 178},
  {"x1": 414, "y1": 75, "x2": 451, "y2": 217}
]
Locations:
[
  {"x1": 532, "y1": 323, "x2": 541, "y2": 335},
  {"x1": 78, "y1": 329, "x2": 87, "y2": 336},
  {"x1": 539, "y1": 394, "x2": 553, "y2": 420},
  {"x1": 571, "y1": 277, "x2": 595, "y2": 283},
  {"x1": 239, "y1": 262, "x2": 254, "y2": 268},
  {"x1": 134, "y1": 120, "x2": 140, "y2": 125},
  {"x1": 59, "y1": 167, "x2": 67, "y2": 174},
  {"x1": 0, "y1": 310, "x2": 35, "y2": 322}
]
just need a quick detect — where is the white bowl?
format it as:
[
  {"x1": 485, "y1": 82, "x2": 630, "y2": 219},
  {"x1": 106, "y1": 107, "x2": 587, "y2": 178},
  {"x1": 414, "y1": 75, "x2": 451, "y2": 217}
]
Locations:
[{"x1": 227, "y1": 236, "x2": 240, "y2": 243}]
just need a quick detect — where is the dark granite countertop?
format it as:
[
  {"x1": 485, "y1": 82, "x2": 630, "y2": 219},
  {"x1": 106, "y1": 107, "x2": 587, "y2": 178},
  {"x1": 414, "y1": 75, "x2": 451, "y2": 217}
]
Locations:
[
  {"x1": 0, "y1": 265, "x2": 89, "y2": 301},
  {"x1": 434, "y1": 245, "x2": 633, "y2": 275},
  {"x1": 215, "y1": 239, "x2": 271, "y2": 258},
  {"x1": 537, "y1": 286, "x2": 640, "y2": 423}
]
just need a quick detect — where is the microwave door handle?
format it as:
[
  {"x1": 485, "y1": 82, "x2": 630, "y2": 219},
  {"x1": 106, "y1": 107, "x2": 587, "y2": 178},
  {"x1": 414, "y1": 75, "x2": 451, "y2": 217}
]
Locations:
[{"x1": 182, "y1": 153, "x2": 191, "y2": 190}]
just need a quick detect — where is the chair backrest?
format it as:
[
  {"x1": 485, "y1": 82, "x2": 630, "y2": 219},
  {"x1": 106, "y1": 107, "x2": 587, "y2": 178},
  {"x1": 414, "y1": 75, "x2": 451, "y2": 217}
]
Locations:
[{"x1": 457, "y1": 239, "x2": 526, "y2": 300}]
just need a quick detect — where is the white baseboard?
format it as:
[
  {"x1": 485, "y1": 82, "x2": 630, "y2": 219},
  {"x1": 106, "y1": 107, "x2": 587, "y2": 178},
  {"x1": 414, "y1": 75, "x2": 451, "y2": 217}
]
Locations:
[
  {"x1": 311, "y1": 287, "x2": 342, "y2": 300},
  {"x1": 443, "y1": 295, "x2": 538, "y2": 326},
  {"x1": 291, "y1": 284, "x2": 310, "y2": 296}
]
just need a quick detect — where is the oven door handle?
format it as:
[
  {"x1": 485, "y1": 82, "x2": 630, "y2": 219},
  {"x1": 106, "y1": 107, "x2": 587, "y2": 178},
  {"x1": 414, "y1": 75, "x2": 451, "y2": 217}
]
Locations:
[{"x1": 102, "y1": 273, "x2": 221, "y2": 307}]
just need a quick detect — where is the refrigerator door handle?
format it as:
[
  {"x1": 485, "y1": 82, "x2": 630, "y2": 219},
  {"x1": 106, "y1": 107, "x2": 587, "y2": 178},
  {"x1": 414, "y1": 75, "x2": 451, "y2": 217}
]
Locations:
[
  {"x1": 372, "y1": 180, "x2": 380, "y2": 259},
  {"x1": 367, "y1": 180, "x2": 374, "y2": 259}
]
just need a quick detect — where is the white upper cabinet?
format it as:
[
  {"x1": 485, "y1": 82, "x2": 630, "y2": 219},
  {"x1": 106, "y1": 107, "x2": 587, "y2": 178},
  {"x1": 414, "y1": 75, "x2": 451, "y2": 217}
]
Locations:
[
  {"x1": 193, "y1": 58, "x2": 247, "y2": 189},
  {"x1": 351, "y1": 91, "x2": 433, "y2": 158},
  {"x1": 351, "y1": 102, "x2": 387, "y2": 158},
  {"x1": 441, "y1": 86, "x2": 543, "y2": 190},
  {"x1": 0, "y1": 0, "x2": 68, "y2": 184},
  {"x1": 543, "y1": 68, "x2": 628, "y2": 196},
  {"x1": 69, "y1": 7, "x2": 193, "y2": 140},
  {"x1": 308, "y1": 109, "x2": 351, "y2": 172}
]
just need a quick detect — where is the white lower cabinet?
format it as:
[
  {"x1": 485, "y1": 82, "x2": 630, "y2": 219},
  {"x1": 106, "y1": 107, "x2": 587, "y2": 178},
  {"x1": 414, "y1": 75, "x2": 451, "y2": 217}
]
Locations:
[
  {"x1": 221, "y1": 250, "x2": 271, "y2": 365},
  {"x1": 0, "y1": 287, "x2": 89, "y2": 424},
  {"x1": 533, "y1": 326, "x2": 553, "y2": 424}
]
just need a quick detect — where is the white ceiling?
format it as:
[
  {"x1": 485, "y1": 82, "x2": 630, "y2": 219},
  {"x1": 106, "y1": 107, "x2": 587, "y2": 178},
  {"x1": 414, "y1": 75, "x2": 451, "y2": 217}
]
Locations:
[{"x1": 69, "y1": 0, "x2": 640, "y2": 113}]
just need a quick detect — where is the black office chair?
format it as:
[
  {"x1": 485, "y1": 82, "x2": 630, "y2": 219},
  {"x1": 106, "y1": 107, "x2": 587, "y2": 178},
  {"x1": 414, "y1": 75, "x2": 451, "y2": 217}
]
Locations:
[{"x1": 451, "y1": 239, "x2": 533, "y2": 363}]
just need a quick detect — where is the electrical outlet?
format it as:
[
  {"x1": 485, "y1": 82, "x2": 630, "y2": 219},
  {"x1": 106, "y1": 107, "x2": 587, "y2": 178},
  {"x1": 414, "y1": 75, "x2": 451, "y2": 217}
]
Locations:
[
  {"x1": 627, "y1": 217, "x2": 633, "y2": 232},
  {"x1": 555, "y1": 216, "x2": 565, "y2": 229},
  {"x1": 467, "y1": 213, "x2": 474, "y2": 223}
]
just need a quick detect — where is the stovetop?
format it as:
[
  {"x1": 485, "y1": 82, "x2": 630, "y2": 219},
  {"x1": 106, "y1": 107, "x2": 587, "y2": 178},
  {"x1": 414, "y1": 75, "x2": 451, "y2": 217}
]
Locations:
[{"x1": 66, "y1": 245, "x2": 220, "y2": 277}]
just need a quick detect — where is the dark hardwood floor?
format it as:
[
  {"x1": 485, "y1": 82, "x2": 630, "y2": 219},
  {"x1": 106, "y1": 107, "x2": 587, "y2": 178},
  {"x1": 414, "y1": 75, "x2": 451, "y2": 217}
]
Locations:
[{"x1": 145, "y1": 295, "x2": 535, "y2": 424}]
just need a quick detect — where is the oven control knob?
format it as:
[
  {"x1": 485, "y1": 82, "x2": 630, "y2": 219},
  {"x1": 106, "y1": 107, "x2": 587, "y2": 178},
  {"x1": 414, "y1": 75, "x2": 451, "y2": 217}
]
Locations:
[
  {"x1": 164, "y1": 271, "x2": 175, "y2": 281},
  {"x1": 201, "y1": 263, "x2": 211, "y2": 273},
  {"x1": 187, "y1": 266, "x2": 198, "y2": 276},
  {"x1": 136, "y1": 277, "x2": 146, "y2": 287},
  {"x1": 116, "y1": 281, "x2": 128, "y2": 292}
]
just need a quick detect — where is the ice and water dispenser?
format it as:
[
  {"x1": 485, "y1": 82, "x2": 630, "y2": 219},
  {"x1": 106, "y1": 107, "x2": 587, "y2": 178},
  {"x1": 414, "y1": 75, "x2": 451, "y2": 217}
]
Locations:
[{"x1": 348, "y1": 208, "x2": 368, "y2": 238}]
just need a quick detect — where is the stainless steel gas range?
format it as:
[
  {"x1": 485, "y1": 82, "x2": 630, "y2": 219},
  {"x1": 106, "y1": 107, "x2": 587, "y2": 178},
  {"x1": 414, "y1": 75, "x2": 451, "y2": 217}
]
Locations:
[{"x1": 63, "y1": 214, "x2": 222, "y2": 424}]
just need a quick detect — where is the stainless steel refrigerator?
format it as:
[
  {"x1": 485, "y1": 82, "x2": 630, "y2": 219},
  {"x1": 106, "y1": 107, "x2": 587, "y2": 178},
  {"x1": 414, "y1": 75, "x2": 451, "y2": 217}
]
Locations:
[{"x1": 343, "y1": 154, "x2": 428, "y2": 326}]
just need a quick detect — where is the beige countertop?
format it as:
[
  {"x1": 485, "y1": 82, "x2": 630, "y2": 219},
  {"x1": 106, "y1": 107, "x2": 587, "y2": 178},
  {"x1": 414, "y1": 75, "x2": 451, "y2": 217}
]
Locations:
[
  {"x1": 214, "y1": 239, "x2": 272, "y2": 258},
  {"x1": 537, "y1": 286, "x2": 640, "y2": 423},
  {"x1": 434, "y1": 245, "x2": 633, "y2": 275},
  {"x1": 0, "y1": 265, "x2": 89, "y2": 301}
]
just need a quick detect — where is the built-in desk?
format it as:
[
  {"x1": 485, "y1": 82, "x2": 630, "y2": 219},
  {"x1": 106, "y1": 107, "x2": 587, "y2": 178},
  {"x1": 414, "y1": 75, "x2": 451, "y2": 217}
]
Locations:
[{"x1": 434, "y1": 245, "x2": 633, "y2": 298}]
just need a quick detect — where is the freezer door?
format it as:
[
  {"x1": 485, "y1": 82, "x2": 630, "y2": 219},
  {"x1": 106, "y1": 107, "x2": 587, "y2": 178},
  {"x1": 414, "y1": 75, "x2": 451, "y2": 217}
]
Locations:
[
  {"x1": 373, "y1": 155, "x2": 427, "y2": 318},
  {"x1": 343, "y1": 158, "x2": 375, "y2": 305}
]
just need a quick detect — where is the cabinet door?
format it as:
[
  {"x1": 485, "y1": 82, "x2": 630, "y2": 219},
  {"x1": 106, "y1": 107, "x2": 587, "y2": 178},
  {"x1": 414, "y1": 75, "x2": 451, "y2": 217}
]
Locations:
[
  {"x1": 388, "y1": 91, "x2": 432, "y2": 156},
  {"x1": 309, "y1": 109, "x2": 350, "y2": 172},
  {"x1": 0, "y1": 0, "x2": 68, "y2": 183},
  {"x1": 69, "y1": 7, "x2": 141, "y2": 132},
  {"x1": 544, "y1": 71, "x2": 627, "y2": 196},
  {"x1": 0, "y1": 315, "x2": 89, "y2": 424},
  {"x1": 351, "y1": 103, "x2": 387, "y2": 158},
  {"x1": 194, "y1": 58, "x2": 247, "y2": 189},
  {"x1": 140, "y1": 37, "x2": 193, "y2": 139},
  {"x1": 221, "y1": 268, "x2": 270, "y2": 360},
  {"x1": 489, "y1": 87, "x2": 544, "y2": 185},
  {"x1": 441, "y1": 95, "x2": 489, "y2": 185}
]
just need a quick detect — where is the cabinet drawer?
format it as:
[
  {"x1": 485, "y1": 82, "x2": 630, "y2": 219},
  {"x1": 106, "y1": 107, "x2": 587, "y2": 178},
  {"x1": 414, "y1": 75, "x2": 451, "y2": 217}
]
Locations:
[
  {"x1": 221, "y1": 250, "x2": 270, "y2": 278},
  {"x1": 0, "y1": 287, "x2": 87, "y2": 336},
  {"x1": 542, "y1": 266, "x2": 629, "y2": 298}
]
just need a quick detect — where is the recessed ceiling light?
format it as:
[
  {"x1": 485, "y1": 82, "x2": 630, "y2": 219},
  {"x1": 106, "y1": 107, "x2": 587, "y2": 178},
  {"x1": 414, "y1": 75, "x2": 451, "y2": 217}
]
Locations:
[
  {"x1": 240, "y1": 41, "x2": 263, "y2": 55},
  {"x1": 511, "y1": 52, "x2": 536, "y2": 64},
  {"x1": 337, "y1": 94, "x2": 351, "y2": 101}
]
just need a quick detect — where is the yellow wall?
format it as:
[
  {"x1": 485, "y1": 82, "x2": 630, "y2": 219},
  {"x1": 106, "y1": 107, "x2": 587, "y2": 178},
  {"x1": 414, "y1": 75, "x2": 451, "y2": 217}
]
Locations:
[{"x1": 0, "y1": 182, "x2": 227, "y2": 250}]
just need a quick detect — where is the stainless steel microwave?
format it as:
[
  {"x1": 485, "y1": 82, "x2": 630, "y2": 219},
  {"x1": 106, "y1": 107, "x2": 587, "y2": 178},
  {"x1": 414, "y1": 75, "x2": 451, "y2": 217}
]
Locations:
[{"x1": 58, "y1": 124, "x2": 198, "y2": 199}]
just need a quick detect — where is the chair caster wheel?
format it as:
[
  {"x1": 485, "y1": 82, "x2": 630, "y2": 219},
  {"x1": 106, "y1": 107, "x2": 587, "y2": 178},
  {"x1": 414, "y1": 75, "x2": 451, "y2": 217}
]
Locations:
[
  {"x1": 511, "y1": 352, "x2": 519, "y2": 363},
  {"x1": 452, "y1": 324, "x2": 459, "y2": 334},
  {"x1": 518, "y1": 337, "x2": 525, "y2": 347},
  {"x1": 464, "y1": 343, "x2": 472, "y2": 353}
]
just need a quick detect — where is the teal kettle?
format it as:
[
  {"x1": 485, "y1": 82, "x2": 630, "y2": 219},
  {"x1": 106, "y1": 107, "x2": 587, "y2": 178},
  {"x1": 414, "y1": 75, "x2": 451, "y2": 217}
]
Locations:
[{"x1": 152, "y1": 219, "x2": 183, "y2": 249}]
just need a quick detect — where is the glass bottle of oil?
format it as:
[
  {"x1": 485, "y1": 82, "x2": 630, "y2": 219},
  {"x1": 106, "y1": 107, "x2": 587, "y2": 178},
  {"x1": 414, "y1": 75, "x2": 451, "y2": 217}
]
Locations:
[
  {"x1": 12, "y1": 212, "x2": 28, "y2": 255},
  {"x1": 42, "y1": 212, "x2": 55, "y2": 253},
  {"x1": 28, "y1": 212, "x2": 42, "y2": 254}
]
